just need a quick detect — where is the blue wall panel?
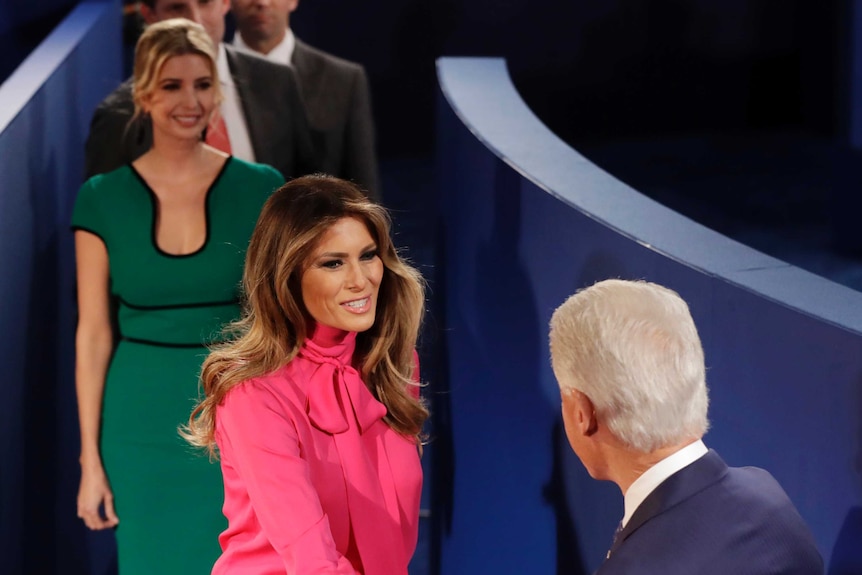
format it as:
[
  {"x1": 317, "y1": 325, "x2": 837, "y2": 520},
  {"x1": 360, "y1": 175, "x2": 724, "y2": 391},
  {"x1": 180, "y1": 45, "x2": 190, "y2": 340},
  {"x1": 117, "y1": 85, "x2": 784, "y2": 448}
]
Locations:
[
  {"x1": 436, "y1": 57, "x2": 862, "y2": 574},
  {"x1": 0, "y1": 2, "x2": 122, "y2": 574}
]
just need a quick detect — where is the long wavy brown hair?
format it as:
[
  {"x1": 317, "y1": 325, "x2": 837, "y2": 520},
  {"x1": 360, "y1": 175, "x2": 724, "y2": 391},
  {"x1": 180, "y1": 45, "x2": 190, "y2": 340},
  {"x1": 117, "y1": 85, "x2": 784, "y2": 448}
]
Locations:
[{"x1": 183, "y1": 175, "x2": 428, "y2": 456}]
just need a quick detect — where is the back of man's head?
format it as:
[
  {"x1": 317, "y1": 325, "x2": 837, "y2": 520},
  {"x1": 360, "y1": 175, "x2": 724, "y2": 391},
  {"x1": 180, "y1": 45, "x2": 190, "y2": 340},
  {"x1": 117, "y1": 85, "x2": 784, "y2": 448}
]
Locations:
[{"x1": 550, "y1": 279, "x2": 709, "y2": 453}]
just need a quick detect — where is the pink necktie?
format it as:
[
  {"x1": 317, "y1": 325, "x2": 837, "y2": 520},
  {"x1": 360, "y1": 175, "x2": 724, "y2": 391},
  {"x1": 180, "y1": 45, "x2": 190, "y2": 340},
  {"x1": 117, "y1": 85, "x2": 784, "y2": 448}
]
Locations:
[{"x1": 205, "y1": 113, "x2": 231, "y2": 154}]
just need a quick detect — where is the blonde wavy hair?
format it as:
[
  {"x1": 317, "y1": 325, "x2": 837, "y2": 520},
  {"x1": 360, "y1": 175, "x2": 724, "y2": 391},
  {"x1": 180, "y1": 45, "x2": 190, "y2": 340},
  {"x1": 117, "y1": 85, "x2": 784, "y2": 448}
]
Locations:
[
  {"x1": 131, "y1": 18, "x2": 223, "y2": 121},
  {"x1": 184, "y1": 175, "x2": 428, "y2": 456}
]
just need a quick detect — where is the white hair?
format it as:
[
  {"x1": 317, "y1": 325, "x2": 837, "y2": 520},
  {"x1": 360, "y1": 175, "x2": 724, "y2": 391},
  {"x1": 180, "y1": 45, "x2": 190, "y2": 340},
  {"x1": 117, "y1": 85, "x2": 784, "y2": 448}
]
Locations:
[{"x1": 549, "y1": 279, "x2": 709, "y2": 452}]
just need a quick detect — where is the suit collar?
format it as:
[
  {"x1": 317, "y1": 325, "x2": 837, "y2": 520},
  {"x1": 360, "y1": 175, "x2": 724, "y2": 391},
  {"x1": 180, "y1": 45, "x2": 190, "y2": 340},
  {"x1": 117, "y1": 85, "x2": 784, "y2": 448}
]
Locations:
[
  {"x1": 623, "y1": 439, "x2": 708, "y2": 526},
  {"x1": 220, "y1": 45, "x2": 266, "y2": 161},
  {"x1": 221, "y1": 45, "x2": 261, "y2": 125},
  {"x1": 290, "y1": 37, "x2": 323, "y2": 78},
  {"x1": 291, "y1": 38, "x2": 310, "y2": 72},
  {"x1": 216, "y1": 43, "x2": 235, "y2": 88},
  {"x1": 610, "y1": 449, "x2": 728, "y2": 555},
  {"x1": 222, "y1": 44, "x2": 243, "y2": 84}
]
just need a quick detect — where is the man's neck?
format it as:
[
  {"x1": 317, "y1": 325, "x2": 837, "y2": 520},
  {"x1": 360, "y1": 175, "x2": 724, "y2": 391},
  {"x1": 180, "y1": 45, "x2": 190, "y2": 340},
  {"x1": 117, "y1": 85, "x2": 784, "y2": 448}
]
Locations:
[
  {"x1": 240, "y1": 29, "x2": 287, "y2": 56},
  {"x1": 611, "y1": 437, "x2": 701, "y2": 495},
  {"x1": 619, "y1": 439, "x2": 708, "y2": 528}
]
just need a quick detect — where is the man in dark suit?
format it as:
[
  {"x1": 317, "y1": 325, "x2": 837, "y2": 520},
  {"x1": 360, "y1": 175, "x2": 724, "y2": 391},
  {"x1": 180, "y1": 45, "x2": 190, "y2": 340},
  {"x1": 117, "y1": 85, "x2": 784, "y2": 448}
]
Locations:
[
  {"x1": 85, "y1": 0, "x2": 317, "y2": 180},
  {"x1": 231, "y1": 0, "x2": 380, "y2": 199},
  {"x1": 549, "y1": 279, "x2": 823, "y2": 575}
]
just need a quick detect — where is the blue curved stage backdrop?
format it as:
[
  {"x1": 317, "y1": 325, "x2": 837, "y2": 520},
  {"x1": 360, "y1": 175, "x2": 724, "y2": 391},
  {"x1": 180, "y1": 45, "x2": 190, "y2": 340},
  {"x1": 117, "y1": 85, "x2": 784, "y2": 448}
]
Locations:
[
  {"x1": 434, "y1": 57, "x2": 862, "y2": 575},
  {"x1": 0, "y1": 2, "x2": 122, "y2": 573}
]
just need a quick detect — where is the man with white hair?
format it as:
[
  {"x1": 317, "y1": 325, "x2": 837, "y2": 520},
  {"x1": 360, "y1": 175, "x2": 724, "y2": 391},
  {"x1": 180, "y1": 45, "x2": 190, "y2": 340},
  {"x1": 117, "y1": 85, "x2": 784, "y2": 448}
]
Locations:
[{"x1": 549, "y1": 279, "x2": 823, "y2": 575}]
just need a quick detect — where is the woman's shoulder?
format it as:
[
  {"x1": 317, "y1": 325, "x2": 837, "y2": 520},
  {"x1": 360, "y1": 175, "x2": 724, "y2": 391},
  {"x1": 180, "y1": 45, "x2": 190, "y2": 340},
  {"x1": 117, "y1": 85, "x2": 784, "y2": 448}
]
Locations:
[
  {"x1": 224, "y1": 157, "x2": 285, "y2": 185},
  {"x1": 73, "y1": 165, "x2": 138, "y2": 222},
  {"x1": 214, "y1": 367, "x2": 307, "y2": 439},
  {"x1": 80, "y1": 164, "x2": 136, "y2": 192},
  {"x1": 217, "y1": 158, "x2": 284, "y2": 208},
  {"x1": 220, "y1": 363, "x2": 308, "y2": 412}
]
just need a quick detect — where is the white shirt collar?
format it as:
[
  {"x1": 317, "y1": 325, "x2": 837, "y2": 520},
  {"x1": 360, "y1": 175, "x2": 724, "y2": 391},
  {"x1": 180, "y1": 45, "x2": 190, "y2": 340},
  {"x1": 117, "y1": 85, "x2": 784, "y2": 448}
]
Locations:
[
  {"x1": 216, "y1": 42, "x2": 234, "y2": 87},
  {"x1": 213, "y1": 42, "x2": 256, "y2": 163},
  {"x1": 234, "y1": 28, "x2": 295, "y2": 66},
  {"x1": 622, "y1": 439, "x2": 708, "y2": 527}
]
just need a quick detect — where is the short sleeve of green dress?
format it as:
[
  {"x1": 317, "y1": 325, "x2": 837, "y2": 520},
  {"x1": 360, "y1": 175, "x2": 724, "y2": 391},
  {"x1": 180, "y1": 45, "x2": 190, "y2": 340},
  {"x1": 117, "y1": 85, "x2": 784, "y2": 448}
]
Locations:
[{"x1": 71, "y1": 158, "x2": 283, "y2": 575}]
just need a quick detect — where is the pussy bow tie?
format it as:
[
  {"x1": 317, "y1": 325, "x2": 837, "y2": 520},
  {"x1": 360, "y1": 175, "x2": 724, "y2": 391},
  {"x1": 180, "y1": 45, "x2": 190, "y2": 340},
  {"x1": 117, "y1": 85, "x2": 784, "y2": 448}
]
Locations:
[{"x1": 300, "y1": 344, "x2": 387, "y2": 435}]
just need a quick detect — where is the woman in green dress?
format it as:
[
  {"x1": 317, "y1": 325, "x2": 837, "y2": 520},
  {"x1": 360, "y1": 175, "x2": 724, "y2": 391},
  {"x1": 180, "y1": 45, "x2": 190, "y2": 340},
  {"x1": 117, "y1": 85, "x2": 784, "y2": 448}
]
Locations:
[{"x1": 71, "y1": 19, "x2": 283, "y2": 573}]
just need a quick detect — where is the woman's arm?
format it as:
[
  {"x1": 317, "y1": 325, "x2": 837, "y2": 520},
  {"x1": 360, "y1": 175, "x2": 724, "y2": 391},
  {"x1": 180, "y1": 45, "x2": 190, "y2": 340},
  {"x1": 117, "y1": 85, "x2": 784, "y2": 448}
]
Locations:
[
  {"x1": 217, "y1": 382, "x2": 359, "y2": 574},
  {"x1": 74, "y1": 230, "x2": 119, "y2": 530}
]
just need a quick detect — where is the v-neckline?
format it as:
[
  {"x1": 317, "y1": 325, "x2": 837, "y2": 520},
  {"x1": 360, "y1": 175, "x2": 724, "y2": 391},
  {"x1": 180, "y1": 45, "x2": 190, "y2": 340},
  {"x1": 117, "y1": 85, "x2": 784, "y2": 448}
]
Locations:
[{"x1": 128, "y1": 157, "x2": 232, "y2": 258}]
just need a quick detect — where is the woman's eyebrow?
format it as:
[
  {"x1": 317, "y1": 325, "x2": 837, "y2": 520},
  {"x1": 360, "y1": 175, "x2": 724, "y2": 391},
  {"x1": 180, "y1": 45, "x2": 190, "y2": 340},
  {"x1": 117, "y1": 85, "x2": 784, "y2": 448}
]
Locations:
[{"x1": 315, "y1": 244, "x2": 378, "y2": 259}]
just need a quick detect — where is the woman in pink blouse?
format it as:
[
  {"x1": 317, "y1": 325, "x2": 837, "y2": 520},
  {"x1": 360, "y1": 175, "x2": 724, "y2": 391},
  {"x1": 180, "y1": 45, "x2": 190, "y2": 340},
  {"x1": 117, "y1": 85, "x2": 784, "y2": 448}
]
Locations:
[{"x1": 184, "y1": 174, "x2": 428, "y2": 574}]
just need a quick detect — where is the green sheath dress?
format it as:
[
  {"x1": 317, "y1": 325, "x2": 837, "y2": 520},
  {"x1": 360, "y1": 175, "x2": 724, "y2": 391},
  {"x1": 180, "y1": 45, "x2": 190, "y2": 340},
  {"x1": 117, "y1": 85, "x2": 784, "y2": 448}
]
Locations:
[{"x1": 71, "y1": 158, "x2": 283, "y2": 574}]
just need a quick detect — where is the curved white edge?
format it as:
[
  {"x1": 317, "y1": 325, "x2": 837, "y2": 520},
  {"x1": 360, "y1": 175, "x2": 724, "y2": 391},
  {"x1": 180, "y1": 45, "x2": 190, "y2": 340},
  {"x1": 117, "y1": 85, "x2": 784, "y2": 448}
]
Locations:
[
  {"x1": 436, "y1": 56, "x2": 862, "y2": 335},
  {"x1": 0, "y1": 1, "x2": 115, "y2": 133}
]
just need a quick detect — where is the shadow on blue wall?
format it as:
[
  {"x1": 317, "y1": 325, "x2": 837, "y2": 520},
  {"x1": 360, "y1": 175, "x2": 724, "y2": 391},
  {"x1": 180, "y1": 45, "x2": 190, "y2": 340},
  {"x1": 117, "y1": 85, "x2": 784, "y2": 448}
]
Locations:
[
  {"x1": 427, "y1": 219, "x2": 454, "y2": 575},
  {"x1": 827, "y1": 374, "x2": 862, "y2": 575},
  {"x1": 829, "y1": 507, "x2": 862, "y2": 574},
  {"x1": 436, "y1": 98, "x2": 578, "y2": 571},
  {"x1": 22, "y1": 148, "x2": 63, "y2": 574},
  {"x1": 543, "y1": 420, "x2": 588, "y2": 575}
]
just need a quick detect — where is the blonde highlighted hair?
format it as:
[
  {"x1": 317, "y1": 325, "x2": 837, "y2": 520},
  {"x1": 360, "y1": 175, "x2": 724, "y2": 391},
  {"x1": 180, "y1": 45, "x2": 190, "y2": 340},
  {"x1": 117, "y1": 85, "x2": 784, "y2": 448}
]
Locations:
[
  {"x1": 184, "y1": 175, "x2": 428, "y2": 456},
  {"x1": 131, "y1": 18, "x2": 223, "y2": 121}
]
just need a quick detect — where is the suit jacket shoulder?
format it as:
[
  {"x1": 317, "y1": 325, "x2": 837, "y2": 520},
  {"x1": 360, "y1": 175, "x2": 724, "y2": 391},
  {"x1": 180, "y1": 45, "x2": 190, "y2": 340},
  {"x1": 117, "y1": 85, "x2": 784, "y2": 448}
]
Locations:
[
  {"x1": 291, "y1": 38, "x2": 379, "y2": 197},
  {"x1": 84, "y1": 78, "x2": 150, "y2": 179},
  {"x1": 292, "y1": 39, "x2": 365, "y2": 77},
  {"x1": 219, "y1": 46, "x2": 316, "y2": 179},
  {"x1": 290, "y1": 39, "x2": 367, "y2": 130},
  {"x1": 600, "y1": 450, "x2": 823, "y2": 575}
]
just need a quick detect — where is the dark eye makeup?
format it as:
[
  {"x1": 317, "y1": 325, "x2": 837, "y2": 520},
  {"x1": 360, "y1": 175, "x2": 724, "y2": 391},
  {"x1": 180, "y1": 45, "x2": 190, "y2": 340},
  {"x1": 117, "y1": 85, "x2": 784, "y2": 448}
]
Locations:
[{"x1": 360, "y1": 249, "x2": 379, "y2": 261}]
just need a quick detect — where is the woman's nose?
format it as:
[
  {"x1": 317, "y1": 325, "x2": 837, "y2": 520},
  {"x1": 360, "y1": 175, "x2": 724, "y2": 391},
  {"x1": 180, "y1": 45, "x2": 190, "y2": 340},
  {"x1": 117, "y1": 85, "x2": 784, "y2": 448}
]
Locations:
[
  {"x1": 181, "y1": 86, "x2": 198, "y2": 106},
  {"x1": 345, "y1": 262, "x2": 367, "y2": 290}
]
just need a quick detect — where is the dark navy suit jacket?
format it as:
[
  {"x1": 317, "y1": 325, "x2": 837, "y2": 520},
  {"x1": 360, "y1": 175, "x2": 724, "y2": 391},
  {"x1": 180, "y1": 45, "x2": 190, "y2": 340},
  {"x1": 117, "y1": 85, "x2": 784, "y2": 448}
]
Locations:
[{"x1": 599, "y1": 450, "x2": 823, "y2": 575}]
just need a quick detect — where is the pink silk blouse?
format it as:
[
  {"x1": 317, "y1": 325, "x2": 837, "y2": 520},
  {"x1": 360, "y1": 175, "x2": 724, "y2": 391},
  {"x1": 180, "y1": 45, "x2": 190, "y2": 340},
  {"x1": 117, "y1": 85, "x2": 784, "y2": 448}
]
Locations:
[{"x1": 212, "y1": 324, "x2": 423, "y2": 574}]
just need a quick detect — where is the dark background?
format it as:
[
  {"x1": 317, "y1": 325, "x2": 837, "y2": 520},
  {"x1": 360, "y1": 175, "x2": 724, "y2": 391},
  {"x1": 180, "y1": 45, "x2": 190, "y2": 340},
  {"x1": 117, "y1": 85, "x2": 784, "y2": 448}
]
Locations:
[
  {"x1": 2, "y1": 0, "x2": 846, "y2": 162},
  {"x1": 290, "y1": 0, "x2": 845, "y2": 157}
]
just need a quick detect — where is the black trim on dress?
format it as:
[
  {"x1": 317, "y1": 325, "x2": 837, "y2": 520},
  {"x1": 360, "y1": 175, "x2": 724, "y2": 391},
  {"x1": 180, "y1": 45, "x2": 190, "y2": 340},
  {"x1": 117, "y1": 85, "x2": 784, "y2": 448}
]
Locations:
[
  {"x1": 120, "y1": 336, "x2": 219, "y2": 348},
  {"x1": 129, "y1": 156, "x2": 233, "y2": 258},
  {"x1": 71, "y1": 225, "x2": 107, "y2": 246},
  {"x1": 118, "y1": 296, "x2": 240, "y2": 311}
]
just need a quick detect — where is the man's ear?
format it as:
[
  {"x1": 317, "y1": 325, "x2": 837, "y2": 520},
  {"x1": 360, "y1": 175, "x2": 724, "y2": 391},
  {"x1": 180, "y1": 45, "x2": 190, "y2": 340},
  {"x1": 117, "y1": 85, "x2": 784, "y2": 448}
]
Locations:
[
  {"x1": 139, "y1": 4, "x2": 157, "y2": 25},
  {"x1": 574, "y1": 390, "x2": 598, "y2": 437}
]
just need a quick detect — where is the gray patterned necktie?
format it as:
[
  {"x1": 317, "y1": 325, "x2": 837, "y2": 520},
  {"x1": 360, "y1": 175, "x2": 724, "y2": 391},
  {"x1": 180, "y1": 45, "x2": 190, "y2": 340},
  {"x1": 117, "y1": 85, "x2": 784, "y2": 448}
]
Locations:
[{"x1": 606, "y1": 520, "x2": 624, "y2": 559}]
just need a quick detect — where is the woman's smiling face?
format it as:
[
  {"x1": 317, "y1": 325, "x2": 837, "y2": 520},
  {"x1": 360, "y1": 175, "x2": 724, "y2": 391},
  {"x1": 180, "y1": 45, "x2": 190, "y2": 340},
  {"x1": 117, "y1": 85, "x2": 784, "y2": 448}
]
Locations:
[
  {"x1": 300, "y1": 216, "x2": 384, "y2": 333},
  {"x1": 142, "y1": 53, "x2": 215, "y2": 142}
]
